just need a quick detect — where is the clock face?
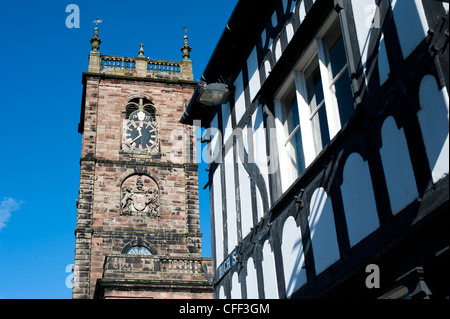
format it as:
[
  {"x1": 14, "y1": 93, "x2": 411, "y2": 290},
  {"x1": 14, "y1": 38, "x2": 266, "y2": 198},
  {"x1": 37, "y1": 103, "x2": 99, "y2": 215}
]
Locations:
[
  {"x1": 127, "y1": 246, "x2": 152, "y2": 256},
  {"x1": 123, "y1": 110, "x2": 158, "y2": 153}
]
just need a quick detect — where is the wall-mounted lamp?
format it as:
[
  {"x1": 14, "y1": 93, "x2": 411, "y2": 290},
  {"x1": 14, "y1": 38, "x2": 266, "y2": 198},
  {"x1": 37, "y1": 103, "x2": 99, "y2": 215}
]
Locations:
[{"x1": 197, "y1": 82, "x2": 233, "y2": 106}]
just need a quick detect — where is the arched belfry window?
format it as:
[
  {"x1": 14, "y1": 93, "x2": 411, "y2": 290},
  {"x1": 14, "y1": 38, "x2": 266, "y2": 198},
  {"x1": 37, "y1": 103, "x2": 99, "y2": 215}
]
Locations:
[
  {"x1": 125, "y1": 98, "x2": 156, "y2": 121},
  {"x1": 126, "y1": 103, "x2": 139, "y2": 119},
  {"x1": 143, "y1": 103, "x2": 156, "y2": 121}
]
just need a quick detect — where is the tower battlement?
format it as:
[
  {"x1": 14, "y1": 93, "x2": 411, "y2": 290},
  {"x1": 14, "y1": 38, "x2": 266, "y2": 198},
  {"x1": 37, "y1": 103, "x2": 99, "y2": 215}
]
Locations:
[{"x1": 87, "y1": 27, "x2": 193, "y2": 81}]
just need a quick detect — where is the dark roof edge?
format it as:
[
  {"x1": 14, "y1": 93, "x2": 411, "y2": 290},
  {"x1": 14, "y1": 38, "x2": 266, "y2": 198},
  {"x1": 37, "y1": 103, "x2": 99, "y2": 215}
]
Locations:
[{"x1": 180, "y1": 0, "x2": 275, "y2": 126}]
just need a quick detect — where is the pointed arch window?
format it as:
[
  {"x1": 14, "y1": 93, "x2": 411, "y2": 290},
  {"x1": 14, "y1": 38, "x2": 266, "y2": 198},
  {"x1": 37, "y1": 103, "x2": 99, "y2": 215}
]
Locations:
[{"x1": 125, "y1": 98, "x2": 156, "y2": 121}]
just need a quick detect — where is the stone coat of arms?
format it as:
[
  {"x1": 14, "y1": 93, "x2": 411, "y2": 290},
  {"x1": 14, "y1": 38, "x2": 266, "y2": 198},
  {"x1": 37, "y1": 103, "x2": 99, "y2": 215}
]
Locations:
[{"x1": 121, "y1": 175, "x2": 159, "y2": 218}]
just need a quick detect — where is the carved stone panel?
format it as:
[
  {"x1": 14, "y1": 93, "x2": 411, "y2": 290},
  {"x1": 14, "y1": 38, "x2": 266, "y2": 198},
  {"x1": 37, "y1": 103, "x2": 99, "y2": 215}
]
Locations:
[{"x1": 121, "y1": 175, "x2": 160, "y2": 218}]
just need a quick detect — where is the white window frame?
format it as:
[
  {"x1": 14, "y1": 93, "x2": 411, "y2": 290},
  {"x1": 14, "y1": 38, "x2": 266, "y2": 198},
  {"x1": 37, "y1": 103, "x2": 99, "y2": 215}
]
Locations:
[
  {"x1": 274, "y1": 75, "x2": 304, "y2": 190},
  {"x1": 298, "y1": 14, "x2": 349, "y2": 154},
  {"x1": 275, "y1": 12, "x2": 353, "y2": 191}
]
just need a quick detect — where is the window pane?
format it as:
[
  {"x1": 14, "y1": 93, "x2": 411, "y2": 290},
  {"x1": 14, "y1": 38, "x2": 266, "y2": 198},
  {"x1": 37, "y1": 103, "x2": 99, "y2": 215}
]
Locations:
[
  {"x1": 307, "y1": 66, "x2": 330, "y2": 149},
  {"x1": 281, "y1": 87, "x2": 305, "y2": 180},
  {"x1": 335, "y1": 70, "x2": 354, "y2": 125},
  {"x1": 290, "y1": 98, "x2": 305, "y2": 173},
  {"x1": 312, "y1": 70, "x2": 325, "y2": 109},
  {"x1": 126, "y1": 104, "x2": 139, "y2": 119},
  {"x1": 317, "y1": 104, "x2": 330, "y2": 147},
  {"x1": 329, "y1": 36, "x2": 354, "y2": 126},
  {"x1": 285, "y1": 95, "x2": 299, "y2": 135},
  {"x1": 328, "y1": 36, "x2": 347, "y2": 78}
]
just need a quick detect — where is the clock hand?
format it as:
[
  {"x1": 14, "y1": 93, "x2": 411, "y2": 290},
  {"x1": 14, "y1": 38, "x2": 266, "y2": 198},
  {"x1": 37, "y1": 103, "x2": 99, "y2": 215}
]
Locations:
[{"x1": 130, "y1": 133, "x2": 142, "y2": 144}]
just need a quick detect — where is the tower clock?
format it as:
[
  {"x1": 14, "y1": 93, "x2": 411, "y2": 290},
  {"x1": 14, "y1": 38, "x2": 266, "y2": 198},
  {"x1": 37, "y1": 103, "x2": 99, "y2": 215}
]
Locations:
[{"x1": 122, "y1": 110, "x2": 158, "y2": 153}]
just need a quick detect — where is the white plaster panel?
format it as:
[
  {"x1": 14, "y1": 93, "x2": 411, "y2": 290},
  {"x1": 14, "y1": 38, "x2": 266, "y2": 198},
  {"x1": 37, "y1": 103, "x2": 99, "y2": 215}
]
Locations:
[
  {"x1": 286, "y1": 22, "x2": 294, "y2": 44},
  {"x1": 224, "y1": 147, "x2": 237, "y2": 254},
  {"x1": 262, "y1": 240, "x2": 279, "y2": 299},
  {"x1": 271, "y1": 11, "x2": 278, "y2": 28},
  {"x1": 213, "y1": 167, "x2": 224, "y2": 264},
  {"x1": 234, "y1": 72, "x2": 246, "y2": 124},
  {"x1": 418, "y1": 75, "x2": 450, "y2": 183},
  {"x1": 282, "y1": 216, "x2": 307, "y2": 297},
  {"x1": 350, "y1": 0, "x2": 377, "y2": 76},
  {"x1": 296, "y1": 0, "x2": 306, "y2": 24},
  {"x1": 222, "y1": 102, "x2": 232, "y2": 142},
  {"x1": 231, "y1": 272, "x2": 242, "y2": 299},
  {"x1": 309, "y1": 188, "x2": 340, "y2": 274},
  {"x1": 264, "y1": 60, "x2": 272, "y2": 80},
  {"x1": 341, "y1": 152, "x2": 380, "y2": 247},
  {"x1": 282, "y1": 0, "x2": 288, "y2": 13},
  {"x1": 390, "y1": 0, "x2": 429, "y2": 59},
  {"x1": 275, "y1": 38, "x2": 283, "y2": 62},
  {"x1": 238, "y1": 159, "x2": 253, "y2": 239},
  {"x1": 380, "y1": 116, "x2": 419, "y2": 214},
  {"x1": 219, "y1": 285, "x2": 226, "y2": 299},
  {"x1": 248, "y1": 47, "x2": 261, "y2": 102},
  {"x1": 246, "y1": 257, "x2": 259, "y2": 299},
  {"x1": 252, "y1": 106, "x2": 270, "y2": 204},
  {"x1": 208, "y1": 114, "x2": 221, "y2": 163},
  {"x1": 256, "y1": 186, "x2": 264, "y2": 222}
]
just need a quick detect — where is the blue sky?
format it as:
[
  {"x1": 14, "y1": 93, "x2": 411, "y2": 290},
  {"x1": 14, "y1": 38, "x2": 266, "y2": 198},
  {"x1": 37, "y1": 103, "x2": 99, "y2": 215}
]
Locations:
[{"x1": 0, "y1": 0, "x2": 238, "y2": 299}]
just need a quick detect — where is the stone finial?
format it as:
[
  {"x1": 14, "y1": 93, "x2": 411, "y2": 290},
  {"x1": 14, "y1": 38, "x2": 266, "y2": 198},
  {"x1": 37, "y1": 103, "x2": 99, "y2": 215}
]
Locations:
[
  {"x1": 136, "y1": 43, "x2": 147, "y2": 77},
  {"x1": 138, "y1": 43, "x2": 145, "y2": 57},
  {"x1": 90, "y1": 26, "x2": 102, "y2": 52},
  {"x1": 181, "y1": 27, "x2": 192, "y2": 60}
]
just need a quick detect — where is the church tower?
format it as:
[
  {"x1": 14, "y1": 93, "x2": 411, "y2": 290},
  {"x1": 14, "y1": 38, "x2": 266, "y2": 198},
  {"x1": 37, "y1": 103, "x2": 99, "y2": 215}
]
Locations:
[{"x1": 72, "y1": 27, "x2": 212, "y2": 299}]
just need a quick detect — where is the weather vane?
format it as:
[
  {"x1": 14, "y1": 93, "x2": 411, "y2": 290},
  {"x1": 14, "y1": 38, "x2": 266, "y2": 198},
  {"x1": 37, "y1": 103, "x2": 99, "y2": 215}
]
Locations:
[
  {"x1": 184, "y1": 26, "x2": 189, "y2": 36},
  {"x1": 93, "y1": 18, "x2": 103, "y2": 27}
]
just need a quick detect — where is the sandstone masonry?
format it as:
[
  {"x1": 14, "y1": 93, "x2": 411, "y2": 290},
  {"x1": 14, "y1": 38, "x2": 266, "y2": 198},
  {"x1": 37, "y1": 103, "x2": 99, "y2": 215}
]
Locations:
[{"x1": 72, "y1": 28, "x2": 212, "y2": 299}]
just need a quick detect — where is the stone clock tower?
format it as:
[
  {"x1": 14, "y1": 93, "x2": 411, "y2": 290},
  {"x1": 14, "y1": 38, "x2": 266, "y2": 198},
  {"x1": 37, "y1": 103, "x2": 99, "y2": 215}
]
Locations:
[{"x1": 72, "y1": 27, "x2": 212, "y2": 299}]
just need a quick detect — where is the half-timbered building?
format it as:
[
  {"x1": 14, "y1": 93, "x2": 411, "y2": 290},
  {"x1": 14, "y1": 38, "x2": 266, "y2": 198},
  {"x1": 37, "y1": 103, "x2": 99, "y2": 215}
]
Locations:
[{"x1": 181, "y1": 0, "x2": 449, "y2": 299}]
